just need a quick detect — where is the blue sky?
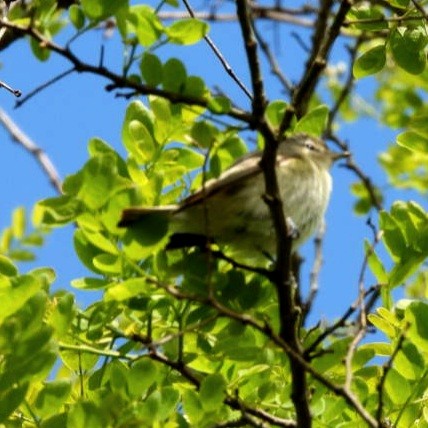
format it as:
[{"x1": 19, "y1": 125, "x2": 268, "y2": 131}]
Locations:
[{"x1": 0, "y1": 5, "x2": 406, "y2": 325}]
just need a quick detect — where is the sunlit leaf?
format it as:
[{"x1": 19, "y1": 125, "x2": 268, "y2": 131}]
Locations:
[
  {"x1": 166, "y1": 19, "x2": 208, "y2": 45},
  {"x1": 353, "y1": 44, "x2": 386, "y2": 78}
]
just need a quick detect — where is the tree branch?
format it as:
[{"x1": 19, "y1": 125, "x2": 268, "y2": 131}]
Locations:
[
  {"x1": 0, "y1": 108, "x2": 62, "y2": 194},
  {"x1": 181, "y1": 0, "x2": 252, "y2": 100},
  {"x1": 0, "y1": 19, "x2": 253, "y2": 124}
]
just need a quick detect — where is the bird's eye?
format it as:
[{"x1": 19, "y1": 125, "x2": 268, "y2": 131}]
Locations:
[{"x1": 304, "y1": 141, "x2": 317, "y2": 151}]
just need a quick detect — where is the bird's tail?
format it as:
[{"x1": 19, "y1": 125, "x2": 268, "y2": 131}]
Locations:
[{"x1": 118, "y1": 205, "x2": 177, "y2": 227}]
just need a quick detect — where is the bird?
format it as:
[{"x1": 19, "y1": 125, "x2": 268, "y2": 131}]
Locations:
[{"x1": 118, "y1": 133, "x2": 348, "y2": 260}]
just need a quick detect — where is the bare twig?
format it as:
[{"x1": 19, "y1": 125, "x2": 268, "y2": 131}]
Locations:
[
  {"x1": 344, "y1": 223, "x2": 383, "y2": 391},
  {"x1": 0, "y1": 19, "x2": 253, "y2": 124},
  {"x1": 149, "y1": 347, "x2": 297, "y2": 427},
  {"x1": 252, "y1": 23, "x2": 294, "y2": 95},
  {"x1": 328, "y1": 133, "x2": 383, "y2": 212},
  {"x1": 376, "y1": 330, "x2": 407, "y2": 424},
  {"x1": 305, "y1": 285, "x2": 379, "y2": 357},
  {"x1": 326, "y1": 38, "x2": 362, "y2": 131},
  {"x1": 0, "y1": 78, "x2": 21, "y2": 97},
  {"x1": 157, "y1": 6, "x2": 315, "y2": 27},
  {"x1": 278, "y1": 0, "x2": 352, "y2": 137},
  {"x1": 181, "y1": 0, "x2": 252, "y2": 100},
  {"x1": 410, "y1": 0, "x2": 428, "y2": 19},
  {"x1": 303, "y1": 226, "x2": 325, "y2": 320},
  {"x1": 15, "y1": 68, "x2": 74, "y2": 108},
  {"x1": 0, "y1": 108, "x2": 62, "y2": 193}
]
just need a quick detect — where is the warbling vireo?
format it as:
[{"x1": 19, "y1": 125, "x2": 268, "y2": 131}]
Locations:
[{"x1": 119, "y1": 134, "x2": 348, "y2": 259}]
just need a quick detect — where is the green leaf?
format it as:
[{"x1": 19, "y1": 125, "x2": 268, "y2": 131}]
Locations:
[
  {"x1": 138, "y1": 390, "x2": 161, "y2": 422},
  {"x1": 390, "y1": 26, "x2": 427, "y2": 75},
  {"x1": 389, "y1": 253, "x2": 425, "y2": 287},
  {"x1": 67, "y1": 401, "x2": 104, "y2": 428},
  {"x1": 0, "y1": 255, "x2": 18, "y2": 276},
  {"x1": 163, "y1": 58, "x2": 187, "y2": 92},
  {"x1": 69, "y1": 5, "x2": 85, "y2": 29},
  {"x1": 140, "y1": 53, "x2": 163, "y2": 86},
  {"x1": 48, "y1": 293, "x2": 75, "y2": 335},
  {"x1": 0, "y1": 383, "x2": 29, "y2": 423},
  {"x1": 394, "y1": 342, "x2": 424, "y2": 380},
  {"x1": 34, "y1": 380, "x2": 72, "y2": 418},
  {"x1": 8, "y1": 249, "x2": 35, "y2": 262},
  {"x1": 265, "y1": 100, "x2": 287, "y2": 129},
  {"x1": 182, "y1": 389, "x2": 203, "y2": 424},
  {"x1": 127, "y1": 359, "x2": 158, "y2": 397},
  {"x1": 81, "y1": 0, "x2": 127, "y2": 20},
  {"x1": 294, "y1": 104, "x2": 329, "y2": 136},
  {"x1": 40, "y1": 412, "x2": 67, "y2": 428},
  {"x1": 353, "y1": 44, "x2": 386, "y2": 78},
  {"x1": 173, "y1": 147, "x2": 204, "y2": 169},
  {"x1": 159, "y1": 387, "x2": 179, "y2": 419},
  {"x1": 71, "y1": 277, "x2": 109, "y2": 290},
  {"x1": 35, "y1": 196, "x2": 81, "y2": 226},
  {"x1": 122, "y1": 101, "x2": 156, "y2": 164},
  {"x1": 31, "y1": 267, "x2": 56, "y2": 287},
  {"x1": 30, "y1": 37, "x2": 50, "y2": 61},
  {"x1": 367, "y1": 313, "x2": 396, "y2": 337},
  {"x1": 191, "y1": 121, "x2": 218, "y2": 148},
  {"x1": 92, "y1": 254, "x2": 122, "y2": 274},
  {"x1": 87, "y1": 138, "x2": 129, "y2": 177},
  {"x1": 81, "y1": 230, "x2": 118, "y2": 255},
  {"x1": 384, "y1": 368, "x2": 410, "y2": 404},
  {"x1": 364, "y1": 240, "x2": 388, "y2": 283},
  {"x1": 12, "y1": 206, "x2": 26, "y2": 239},
  {"x1": 105, "y1": 278, "x2": 150, "y2": 301},
  {"x1": 389, "y1": 0, "x2": 409, "y2": 7},
  {"x1": 0, "y1": 275, "x2": 42, "y2": 323},
  {"x1": 73, "y1": 229, "x2": 104, "y2": 274},
  {"x1": 405, "y1": 301, "x2": 428, "y2": 352},
  {"x1": 122, "y1": 213, "x2": 170, "y2": 260},
  {"x1": 128, "y1": 5, "x2": 163, "y2": 47},
  {"x1": 199, "y1": 373, "x2": 227, "y2": 412},
  {"x1": 207, "y1": 96, "x2": 232, "y2": 114},
  {"x1": 347, "y1": 7, "x2": 388, "y2": 31},
  {"x1": 379, "y1": 211, "x2": 407, "y2": 261},
  {"x1": 184, "y1": 76, "x2": 206, "y2": 98},
  {"x1": 77, "y1": 154, "x2": 130, "y2": 210},
  {"x1": 397, "y1": 131, "x2": 428, "y2": 153},
  {"x1": 166, "y1": 19, "x2": 208, "y2": 45}
]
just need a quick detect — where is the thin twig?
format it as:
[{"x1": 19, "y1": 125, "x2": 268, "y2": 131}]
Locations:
[
  {"x1": 0, "y1": 108, "x2": 62, "y2": 193},
  {"x1": 410, "y1": 0, "x2": 428, "y2": 19},
  {"x1": 119, "y1": 248, "x2": 380, "y2": 428},
  {"x1": 15, "y1": 68, "x2": 74, "y2": 108},
  {"x1": 0, "y1": 19, "x2": 252, "y2": 124},
  {"x1": 155, "y1": 276, "x2": 378, "y2": 427},
  {"x1": 326, "y1": 38, "x2": 362, "y2": 131},
  {"x1": 181, "y1": 0, "x2": 252, "y2": 100},
  {"x1": 305, "y1": 285, "x2": 379, "y2": 357},
  {"x1": 328, "y1": 133, "x2": 383, "y2": 212},
  {"x1": 157, "y1": 7, "x2": 315, "y2": 27},
  {"x1": 344, "y1": 223, "x2": 383, "y2": 391},
  {"x1": 376, "y1": 330, "x2": 407, "y2": 424},
  {"x1": 0, "y1": 79, "x2": 21, "y2": 97},
  {"x1": 278, "y1": 0, "x2": 352, "y2": 136},
  {"x1": 303, "y1": 225, "x2": 325, "y2": 320},
  {"x1": 252, "y1": 22, "x2": 294, "y2": 95},
  {"x1": 149, "y1": 347, "x2": 297, "y2": 427}
]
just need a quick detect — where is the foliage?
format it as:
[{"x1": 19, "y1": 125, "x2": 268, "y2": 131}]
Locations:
[{"x1": 3, "y1": 0, "x2": 428, "y2": 427}]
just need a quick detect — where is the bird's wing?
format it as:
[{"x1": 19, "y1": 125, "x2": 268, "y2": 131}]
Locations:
[
  {"x1": 118, "y1": 205, "x2": 176, "y2": 227},
  {"x1": 178, "y1": 152, "x2": 264, "y2": 210}
]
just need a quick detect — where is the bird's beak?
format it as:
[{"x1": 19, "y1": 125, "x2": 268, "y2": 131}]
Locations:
[{"x1": 330, "y1": 150, "x2": 350, "y2": 162}]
